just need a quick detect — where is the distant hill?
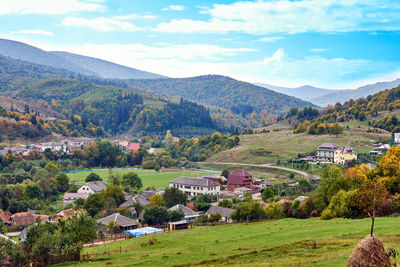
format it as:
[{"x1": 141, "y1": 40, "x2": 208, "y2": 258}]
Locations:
[
  {"x1": 0, "y1": 38, "x2": 164, "y2": 79},
  {"x1": 51, "y1": 51, "x2": 166, "y2": 79},
  {"x1": 257, "y1": 79, "x2": 400, "y2": 107},
  {"x1": 0, "y1": 38, "x2": 98, "y2": 76},
  {"x1": 255, "y1": 83, "x2": 340, "y2": 101},
  {"x1": 128, "y1": 75, "x2": 318, "y2": 116},
  {"x1": 310, "y1": 79, "x2": 400, "y2": 106}
]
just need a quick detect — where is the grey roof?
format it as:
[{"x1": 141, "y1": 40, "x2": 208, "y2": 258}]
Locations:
[
  {"x1": 317, "y1": 143, "x2": 338, "y2": 151},
  {"x1": 84, "y1": 181, "x2": 107, "y2": 193},
  {"x1": 140, "y1": 190, "x2": 165, "y2": 200},
  {"x1": 168, "y1": 204, "x2": 199, "y2": 217},
  {"x1": 19, "y1": 227, "x2": 28, "y2": 240},
  {"x1": 120, "y1": 195, "x2": 149, "y2": 207},
  {"x1": 96, "y1": 213, "x2": 138, "y2": 227},
  {"x1": 206, "y1": 206, "x2": 235, "y2": 218},
  {"x1": 169, "y1": 177, "x2": 219, "y2": 187}
]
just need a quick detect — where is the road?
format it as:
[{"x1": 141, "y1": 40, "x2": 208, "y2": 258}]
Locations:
[{"x1": 204, "y1": 162, "x2": 316, "y2": 180}]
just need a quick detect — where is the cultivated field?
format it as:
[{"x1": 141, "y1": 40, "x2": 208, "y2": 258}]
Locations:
[
  {"x1": 208, "y1": 122, "x2": 391, "y2": 165},
  {"x1": 56, "y1": 217, "x2": 400, "y2": 267},
  {"x1": 66, "y1": 168, "x2": 213, "y2": 188}
]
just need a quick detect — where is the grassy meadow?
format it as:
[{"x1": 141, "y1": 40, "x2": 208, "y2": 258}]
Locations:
[
  {"x1": 208, "y1": 122, "x2": 391, "y2": 165},
  {"x1": 56, "y1": 217, "x2": 400, "y2": 267},
  {"x1": 66, "y1": 168, "x2": 213, "y2": 188}
]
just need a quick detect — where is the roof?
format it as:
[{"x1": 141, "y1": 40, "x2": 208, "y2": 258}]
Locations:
[
  {"x1": 294, "y1": 196, "x2": 309, "y2": 203},
  {"x1": 168, "y1": 204, "x2": 200, "y2": 217},
  {"x1": 317, "y1": 143, "x2": 338, "y2": 151},
  {"x1": 97, "y1": 213, "x2": 138, "y2": 227},
  {"x1": 168, "y1": 220, "x2": 188, "y2": 226},
  {"x1": 82, "y1": 181, "x2": 107, "y2": 192},
  {"x1": 63, "y1": 193, "x2": 89, "y2": 200},
  {"x1": 119, "y1": 141, "x2": 129, "y2": 147},
  {"x1": 140, "y1": 190, "x2": 165, "y2": 200},
  {"x1": 62, "y1": 137, "x2": 94, "y2": 143},
  {"x1": 120, "y1": 195, "x2": 149, "y2": 207},
  {"x1": 206, "y1": 206, "x2": 235, "y2": 218},
  {"x1": 19, "y1": 227, "x2": 28, "y2": 241},
  {"x1": 169, "y1": 177, "x2": 219, "y2": 187},
  {"x1": 0, "y1": 212, "x2": 12, "y2": 223},
  {"x1": 56, "y1": 209, "x2": 77, "y2": 219},
  {"x1": 128, "y1": 143, "x2": 141, "y2": 151},
  {"x1": 227, "y1": 169, "x2": 253, "y2": 186},
  {"x1": 8, "y1": 212, "x2": 49, "y2": 226}
]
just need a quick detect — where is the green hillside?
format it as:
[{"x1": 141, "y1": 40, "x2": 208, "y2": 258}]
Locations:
[{"x1": 57, "y1": 217, "x2": 400, "y2": 267}]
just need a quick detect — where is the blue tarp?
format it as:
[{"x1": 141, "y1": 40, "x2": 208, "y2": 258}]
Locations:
[{"x1": 124, "y1": 227, "x2": 164, "y2": 237}]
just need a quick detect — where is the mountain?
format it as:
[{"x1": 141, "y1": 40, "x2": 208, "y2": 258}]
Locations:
[
  {"x1": 255, "y1": 83, "x2": 340, "y2": 101},
  {"x1": 257, "y1": 79, "x2": 400, "y2": 107},
  {"x1": 310, "y1": 79, "x2": 400, "y2": 106},
  {"x1": 0, "y1": 38, "x2": 164, "y2": 79},
  {"x1": 51, "y1": 51, "x2": 165, "y2": 79},
  {"x1": 127, "y1": 75, "x2": 318, "y2": 116},
  {"x1": 0, "y1": 38, "x2": 98, "y2": 76}
]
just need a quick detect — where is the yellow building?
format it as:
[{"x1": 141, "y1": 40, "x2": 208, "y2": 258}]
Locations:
[{"x1": 334, "y1": 147, "x2": 357, "y2": 165}]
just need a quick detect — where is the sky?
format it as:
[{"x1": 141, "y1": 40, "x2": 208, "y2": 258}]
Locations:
[{"x1": 0, "y1": 0, "x2": 400, "y2": 89}]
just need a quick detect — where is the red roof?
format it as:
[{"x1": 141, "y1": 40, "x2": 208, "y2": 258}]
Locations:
[
  {"x1": 128, "y1": 143, "x2": 140, "y2": 151},
  {"x1": 227, "y1": 169, "x2": 253, "y2": 186}
]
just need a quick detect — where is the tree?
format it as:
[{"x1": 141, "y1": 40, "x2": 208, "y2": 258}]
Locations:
[
  {"x1": 266, "y1": 202, "x2": 285, "y2": 219},
  {"x1": 231, "y1": 202, "x2": 266, "y2": 222},
  {"x1": 84, "y1": 193, "x2": 104, "y2": 217},
  {"x1": 163, "y1": 187, "x2": 188, "y2": 208},
  {"x1": 218, "y1": 199, "x2": 233, "y2": 208},
  {"x1": 221, "y1": 169, "x2": 230, "y2": 178},
  {"x1": 168, "y1": 210, "x2": 184, "y2": 222},
  {"x1": 143, "y1": 206, "x2": 169, "y2": 226},
  {"x1": 107, "y1": 221, "x2": 120, "y2": 233},
  {"x1": 148, "y1": 194, "x2": 164, "y2": 206},
  {"x1": 209, "y1": 213, "x2": 222, "y2": 223},
  {"x1": 55, "y1": 173, "x2": 69, "y2": 192},
  {"x1": 85, "y1": 172, "x2": 102, "y2": 182},
  {"x1": 44, "y1": 162, "x2": 59, "y2": 176},
  {"x1": 24, "y1": 183, "x2": 43, "y2": 200},
  {"x1": 102, "y1": 185, "x2": 125, "y2": 206},
  {"x1": 122, "y1": 172, "x2": 142, "y2": 191},
  {"x1": 262, "y1": 187, "x2": 274, "y2": 201}
]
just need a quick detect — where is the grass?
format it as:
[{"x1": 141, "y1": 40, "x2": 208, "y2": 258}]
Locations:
[
  {"x1": 67, "y1": 168, "x2": 212, "y2": 189},
  {"x1": 55, "y1": 217, "x2": 400, "y2": 267},
  {"x1": 208, "y1": 122, "x2": 391, "y2": 165}
]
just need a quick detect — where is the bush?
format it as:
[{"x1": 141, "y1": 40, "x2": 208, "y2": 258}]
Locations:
[{"x1": 85, "y1": 173, "x2": 102, "y2": 182}]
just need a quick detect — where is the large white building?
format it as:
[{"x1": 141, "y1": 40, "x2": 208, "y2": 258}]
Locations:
[
  {"x1": 77, "y1": 181, "x2": 107, "y2": 195},
  {"x1": 169, "y1": 177, "x2": 220, "y2": 197},
  {"x1": 40, "y1": 142, "x2": 67, "y2": 153}
]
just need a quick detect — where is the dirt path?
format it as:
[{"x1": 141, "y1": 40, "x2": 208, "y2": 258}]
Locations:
[{"x1": 204, "y1": 162, "x2": 314, "y2": 180}]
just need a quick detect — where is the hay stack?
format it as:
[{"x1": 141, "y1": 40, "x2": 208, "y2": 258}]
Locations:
[{"x1": 346, "y1": 235, "x2": 390, "y2": 267}]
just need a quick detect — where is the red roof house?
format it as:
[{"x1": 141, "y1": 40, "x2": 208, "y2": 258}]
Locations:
[
  {"x1": 128, "y1": 143, "x2": 141, "y2": 151},
  {"x1": 227, "y1": 169, "x2": 253, "y2": 190}
]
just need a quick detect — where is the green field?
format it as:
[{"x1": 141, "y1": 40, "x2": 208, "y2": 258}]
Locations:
[
  {"x1": 57, "y1": 217, "x2": 400, "y2": 267},
  {"x1": 66, "y1": 169, "x2": 213, "y2": 189},
  {"x1": 208, "y1": 122, "x2": 391, "y2": 165}
]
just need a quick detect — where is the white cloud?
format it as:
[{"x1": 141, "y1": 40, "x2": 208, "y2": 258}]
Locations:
[
  {"x1": 155, "y1": 0, "x2": 400, "y2": 34},
  {"x1": 161, "y1": 5, "x2": 185, "y2": 11},
  {"x1": 310, "y1": 48, "x2": 330, "y2": 53},
  {"x1": 113, "y1": 14, "x2": 157, "y2": 20},
  {"x1": 257, "y1": 36, "x2": 284, "y2": 42},
  {"x1": 62, "y1": 17, "x2": 141, "y2": 31},
  {"x1": 0, "y1": 0, "x2": 105, "y2": 15},
  {"x1": 11, "y1": 29, "x2": 54, "y2": 36}
]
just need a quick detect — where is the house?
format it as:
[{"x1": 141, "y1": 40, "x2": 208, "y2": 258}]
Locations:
[
  {"x1": 395, "y1": 133, "x2": 400, "y2": 143},
  {"x1": 97, "y1": 213, "x2": 138, "y2": 233},
  {"x1": 206, "y1": 206, "x2": 235, "y2": 222},
  {"x1": 120, "y1": 195, "x2": 149, "y2": 207},
  {"x1": 18, "y1": 227, "x2": 28, "y2": 241},
  {"x1": 369, "y1": 144, "x2": 390, "y2": 156},
  {"x1": 0, "y1": 212, "x2": 49, "y2": 226},
  {"x1": 168, "y1": 204, "x2": 200, "y2": 222},
  {"x1": 294, "y1": 196, "x2": 309, "y2": 203},
  {"x1": 62, "y1": 137, "x2": 95, "y2": 151},
  {"x1": 77, "y1": 181, "x2": 107, "y2": 195},
  {"x1": 334, "y1": 147, "x2": 357, "y2": 165},
  {"x1": 118, "y1": 141, "x2": 130, "y2": 151},
  {"x1": 227, "y1": 169, "x2": 253, "y2": 191},
  {"x1": 201, "y1": 174, "x2": 226, "y2": 185},
  {"x1": 63, "y1": 192, "x2": 89, "y2": 205},
  {"x1": 169, "y1": 177, "x2": 220, "y2": 197},
  {"x1": 40, "y1": 142, "x2": 67, "y2": 152},
  {"x1": 140, "y1": 189, "x2": 165, "y2": 200},
  {"x1": 128, "y1": 143, "x2": 141, "y2": 152},
  {"x1": 253, "y1": 180, "x2": 273, "y2": 188},
  {"x1": 316, "y1": 143, "x2": 338, "y2": 163},
  {"x1": 53, "y1": 209, "x2": 78, "y2": 221}
]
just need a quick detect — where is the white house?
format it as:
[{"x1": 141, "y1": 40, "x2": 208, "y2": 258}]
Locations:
[
  {"x1": 395, "y1": 133, "x2": 400, "y2": 144},
  {"x1": 169, "y1": 177, "x2": 220, "y2": 197},
  {"x1": 206, "y1": 206, "x2": 235, "y2": 222},
  {"x1": 77, "y1": 181, "x2": 107, "y2": 195},
  {"x1": 168, "y1": 204, "x2": 200, "y2": 222},
  {"x1": 40, "y1": 142, "x2": 67, "y2": 153}
]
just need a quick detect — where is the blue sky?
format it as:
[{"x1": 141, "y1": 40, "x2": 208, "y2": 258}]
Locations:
[{"x1": 0, "y1": 0, "x2": 400, "y2": 89}]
